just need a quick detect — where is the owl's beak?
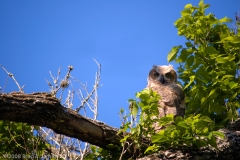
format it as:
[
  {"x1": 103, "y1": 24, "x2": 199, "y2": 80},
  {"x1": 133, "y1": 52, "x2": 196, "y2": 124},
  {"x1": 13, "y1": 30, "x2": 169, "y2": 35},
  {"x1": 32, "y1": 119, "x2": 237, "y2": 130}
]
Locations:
[{"x1": 160, "y1": 75, "x2": 165, "y2": 84}]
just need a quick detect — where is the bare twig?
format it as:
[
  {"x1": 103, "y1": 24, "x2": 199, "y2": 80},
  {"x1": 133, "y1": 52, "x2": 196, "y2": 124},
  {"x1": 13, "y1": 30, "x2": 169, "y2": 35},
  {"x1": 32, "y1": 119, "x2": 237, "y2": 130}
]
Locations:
[
  {"x1": 75, "y1": 59, "x2": 102, "y2": 115},
  {"x1": 119, "y1": 142, "x2": 134, "y2": 160},
  {"x1": 2, "y1": 76, "x2": 9, "y2": 93},
  {"x1": 41, "y1": 61, "x2": 102, "y2": 159},
  {"x1": 0, "y1": 64, "x2": 24, "y2": 93}
]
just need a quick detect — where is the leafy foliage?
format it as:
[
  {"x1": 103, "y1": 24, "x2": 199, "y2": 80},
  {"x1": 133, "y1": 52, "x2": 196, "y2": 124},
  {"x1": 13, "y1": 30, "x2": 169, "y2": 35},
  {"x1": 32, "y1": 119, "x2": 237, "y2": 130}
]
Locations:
[
  {"x1": 118, "y1": 89, "x2": 162, "y2": 157},
  {"x1": 119, "y1": 89, "x2": 160, "y2": 140},
  {"x1": 0, "y1": 120, "x2": 50, "y2": 159},
  {"x1": 146, "y1": 114, "x2": 224, "y2": 154},
  {"x1": 85, "y1": 145, "x2": 121, "y2": 160},
  {"x1": 119, "y1": 89, "x2": 224, "y2": 156},
  {"x1": 169, "y1": 0, "x2": 240, "y2": 124}
]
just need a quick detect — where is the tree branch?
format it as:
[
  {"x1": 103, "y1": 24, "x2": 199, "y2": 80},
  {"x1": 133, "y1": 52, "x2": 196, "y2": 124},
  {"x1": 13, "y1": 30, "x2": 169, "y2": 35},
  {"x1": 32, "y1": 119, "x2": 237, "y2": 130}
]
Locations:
[{"x1": 0, "y1": 92, "x2": 121, "y2": 150}]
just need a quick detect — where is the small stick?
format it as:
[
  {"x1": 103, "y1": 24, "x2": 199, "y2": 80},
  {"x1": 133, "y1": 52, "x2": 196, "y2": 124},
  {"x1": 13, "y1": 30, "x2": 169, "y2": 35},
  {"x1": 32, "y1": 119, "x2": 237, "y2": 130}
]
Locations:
[{"x1": 0, "y1": 64, "x2": 24, "y2": 93}]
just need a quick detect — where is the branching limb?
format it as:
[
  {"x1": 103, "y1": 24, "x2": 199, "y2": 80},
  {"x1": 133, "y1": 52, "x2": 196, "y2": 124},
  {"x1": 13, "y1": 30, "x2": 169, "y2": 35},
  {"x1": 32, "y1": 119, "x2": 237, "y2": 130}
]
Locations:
[{"x1": 74, "y1": 60, "x2": 102, "y2": 113}]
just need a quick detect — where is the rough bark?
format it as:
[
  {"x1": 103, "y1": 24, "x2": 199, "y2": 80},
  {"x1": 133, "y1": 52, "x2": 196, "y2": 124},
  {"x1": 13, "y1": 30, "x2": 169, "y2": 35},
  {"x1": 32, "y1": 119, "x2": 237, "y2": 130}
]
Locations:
[
  {"x1": 0, "y1": 92, "x2": 240, "y2": 159},
  {"x1": 0, "y1": 92, "x2": 121, "y2": 150}
]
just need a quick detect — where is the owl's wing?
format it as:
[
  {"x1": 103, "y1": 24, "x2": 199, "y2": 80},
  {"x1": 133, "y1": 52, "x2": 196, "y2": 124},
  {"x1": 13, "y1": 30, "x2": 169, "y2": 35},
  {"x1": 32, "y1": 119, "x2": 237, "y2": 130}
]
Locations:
[{"x1": 171, "y1": 84, "x2": 185, "y2": 108}]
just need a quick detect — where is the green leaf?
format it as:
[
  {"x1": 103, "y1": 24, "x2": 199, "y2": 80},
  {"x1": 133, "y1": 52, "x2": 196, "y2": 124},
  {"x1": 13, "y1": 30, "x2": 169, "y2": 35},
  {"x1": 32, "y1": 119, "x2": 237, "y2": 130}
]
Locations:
[
  {"x1": 186, "y1": 55, "x2": 194, "y2": 67},
  {"x1": 136, "y1": 91, "x2": 148, "y2": 100},
  {"x1": 216, "y1": 57, "x2": 227, "y2": 63},
  {"x1": 177, "y1": 121, "x2": 189, "y2": 129},
  {"x1": 174, "y1": 18, "x2": 185, "y2": 27},
  {"x1": 132, "y1": 103, "x2": 138, "y2": 116},
  {"x1": 230, "y1": 92, "x2": 237, "y2": 101},
  {"x1": 175, "y1": 116, "x2": 184, "y2": 124},
  {"x1": 218, "y1": 16, "x2": 232, "y2": 23},
  {"x1": 150, "y1": 103, "x2": 159, "y2": 115},
  {"x1": 151, "y1": 130, "x2": 168, "y2": 143},
  {"x1": 200, "y1": 116, "x2": 213, "y2": 123},
  {"x1": 208, "y1": 132, "x2": 217, "y2": 148},
  {"x1": 212, "y1": 131, "x2": 225, "y2": 139},
  {"x1": 184, "y1": 4, "x2": 192, "y2": 9},
  {"x1": 209, "y1": 88, "x2": 216, "y2": 97},
  {"x1": 164, "y1": 125, "x2": 176, "y2": 133},
  {"x1": 184, "y1": 75, "x2": 195, "y2": 90},
  {"x1": 16, "y1": 124, "x2": 22, "y2": 130},
  {"x1": 221, "y1": 75, "x2": 235, "y2": 80},
  {"x1": 218, "y1": 36, "x2": 240, "y2": 44},
  {"x1": 159, "y1": 114, "x2": 174, "y2": 126},
  {"x1": 129, "y1": 100, "x2": 138, "y2": 117},
  {"x1": 228, "y1": 81, "x2": 238, "y2": 89},
  {"x1": 120, "y1": 135, "x2": 130, "y2": 143},
  {"x1": 181, "y1": 9, "x2": 191, "y2": 16},
  {"x1": 185, "y1": 42, "x2": 193, "y2": 47},
  {"x1": 232, "y1": 37, "x2": 240, "y2": 43},
  {"x1": 223, "y1": 36, "x2": 234, "y2": 41},
  {"x1": 177, "y1": 49, "x2": 189, "y2": 62},
  {"x1": 196, "y1": 66, "x2": 211, "y2": 82},
  {"x1": 144, "y1": 144, "x2": 160, "y2": 154},
  {"x1": 167, "y1": 45, "x2": 182, "y2": 62},
  {"x1": 198, "y1": 0, "x2": 204, "y2": 8},
  {"x1": 205, "y1": 46, "x2": 220, "y2": 54},
  {"x1": 119, "y1": 108, "x2": 124, "y2": 114}
]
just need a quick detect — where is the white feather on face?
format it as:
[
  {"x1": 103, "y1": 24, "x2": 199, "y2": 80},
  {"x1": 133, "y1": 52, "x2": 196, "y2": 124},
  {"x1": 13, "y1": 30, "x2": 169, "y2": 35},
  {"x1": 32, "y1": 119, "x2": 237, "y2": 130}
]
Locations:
[{"x1": 147, "y1": 65, "x2": 177, "y2": 87}]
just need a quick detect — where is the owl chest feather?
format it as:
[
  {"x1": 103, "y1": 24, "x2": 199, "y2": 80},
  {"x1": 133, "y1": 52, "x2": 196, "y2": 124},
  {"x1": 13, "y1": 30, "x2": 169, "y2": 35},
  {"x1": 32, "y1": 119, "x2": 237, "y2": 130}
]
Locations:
[{"x1": 147, "y1": 83, "x2": 183, "y2": 108}]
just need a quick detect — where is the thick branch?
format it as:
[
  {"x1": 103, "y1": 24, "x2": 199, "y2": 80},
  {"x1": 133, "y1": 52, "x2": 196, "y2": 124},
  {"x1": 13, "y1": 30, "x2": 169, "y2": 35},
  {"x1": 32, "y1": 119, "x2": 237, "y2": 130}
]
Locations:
[{"x1": 0, "y1": 92, "x2": 121, "y2": 150}]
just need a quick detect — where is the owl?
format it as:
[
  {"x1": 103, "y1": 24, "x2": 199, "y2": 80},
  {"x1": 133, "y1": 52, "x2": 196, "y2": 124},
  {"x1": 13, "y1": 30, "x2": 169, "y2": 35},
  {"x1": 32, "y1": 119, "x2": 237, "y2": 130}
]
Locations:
[{"x1": 146, "y1": 65, "x2": 185, "y2": 119}]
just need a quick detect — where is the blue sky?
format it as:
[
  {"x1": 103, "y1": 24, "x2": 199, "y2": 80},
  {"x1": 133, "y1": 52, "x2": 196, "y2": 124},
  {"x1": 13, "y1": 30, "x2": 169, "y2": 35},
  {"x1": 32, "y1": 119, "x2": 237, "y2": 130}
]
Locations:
[{"x1": 0, "y1": 0, "x2": 239, "y2": 128}]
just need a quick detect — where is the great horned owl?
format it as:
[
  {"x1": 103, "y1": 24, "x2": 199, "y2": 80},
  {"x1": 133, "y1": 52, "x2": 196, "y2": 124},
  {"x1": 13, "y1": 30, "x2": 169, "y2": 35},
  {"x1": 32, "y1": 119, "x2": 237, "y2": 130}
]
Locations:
[{"x1": 146, "y1": 65, "x2": 185, "y2": 119}]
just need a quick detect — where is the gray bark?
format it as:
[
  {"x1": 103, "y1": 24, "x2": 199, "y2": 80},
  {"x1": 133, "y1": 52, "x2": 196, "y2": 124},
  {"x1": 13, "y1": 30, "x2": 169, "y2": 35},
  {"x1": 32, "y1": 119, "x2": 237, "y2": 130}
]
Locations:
[{"x1": 0, "y1": 92, "x2": 121, "y2": 150}]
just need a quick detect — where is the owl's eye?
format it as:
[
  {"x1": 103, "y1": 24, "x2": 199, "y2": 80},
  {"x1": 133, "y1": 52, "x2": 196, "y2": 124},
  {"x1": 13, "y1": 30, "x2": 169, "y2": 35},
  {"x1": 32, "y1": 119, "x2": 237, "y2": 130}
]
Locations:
[
  {"x1": 154, "y1": 72, "x2": 160, "y2": 77},
  {"x1": 165, "y1": 72, "x2": 172, "y2": 78}
]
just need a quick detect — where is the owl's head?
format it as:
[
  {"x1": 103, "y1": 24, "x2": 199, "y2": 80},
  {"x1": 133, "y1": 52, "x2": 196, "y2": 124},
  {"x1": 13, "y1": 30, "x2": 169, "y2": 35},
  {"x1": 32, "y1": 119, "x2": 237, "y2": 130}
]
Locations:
[{"x1": 148, "y1": 65, "x2": 177, "y2": 85}]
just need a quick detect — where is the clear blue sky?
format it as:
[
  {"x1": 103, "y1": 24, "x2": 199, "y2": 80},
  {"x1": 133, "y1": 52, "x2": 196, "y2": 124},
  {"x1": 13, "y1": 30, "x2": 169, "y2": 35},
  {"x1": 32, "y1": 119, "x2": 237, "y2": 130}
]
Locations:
[{"x1": 0, "y1": 1, "x2": 239, "y2": 128}]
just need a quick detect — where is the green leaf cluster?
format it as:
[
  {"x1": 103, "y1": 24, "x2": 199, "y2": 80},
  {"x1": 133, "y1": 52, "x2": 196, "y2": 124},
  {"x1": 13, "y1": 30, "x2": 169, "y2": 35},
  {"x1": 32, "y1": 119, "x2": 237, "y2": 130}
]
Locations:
[
  {"x1": 168, "y1": 0, "x2": 240, "y2": 124},
  {"x1": 0, "y1": 120, "x2": 50, "y2": 158},
  {"x1": 145, "y1": 114, "x2": 224, "y2": 154},
  {"x1": 119, "y1": 88, "x2": 224, "y2": 157},
  {"x1": 123, "y1": 89, "x2": 160, "y2": 136},
  {"x1": 118, "y1": 89, "x2": 161, "y2": 156},
  {"x1": 84, "y1": 144, "x2": 120, "y2": 160}
]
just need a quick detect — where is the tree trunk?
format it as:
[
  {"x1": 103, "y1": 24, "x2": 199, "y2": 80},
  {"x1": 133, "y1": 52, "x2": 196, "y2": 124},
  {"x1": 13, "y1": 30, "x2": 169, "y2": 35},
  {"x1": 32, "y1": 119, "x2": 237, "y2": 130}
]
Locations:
[{"x1": 0, "y1": 92, "x2": 240, "y2": 159}]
